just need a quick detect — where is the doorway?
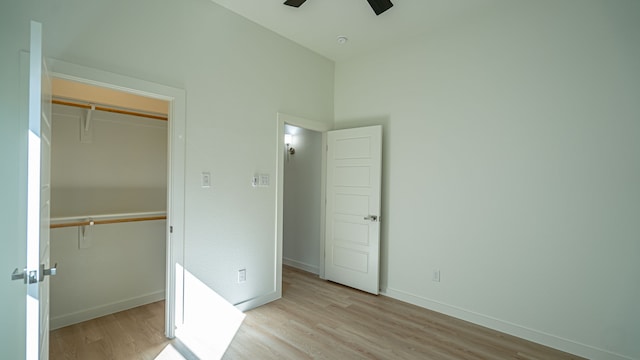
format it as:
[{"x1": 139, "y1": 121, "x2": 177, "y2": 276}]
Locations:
[
  {"x1": 283, "y1": 124, "x2": 323, "y2": 274},
  {"x1": 277, "y1": 114, "x2": 384, "y2": 296},
  {"x1": 49, "y1": 59, "x2": 186, "y2": 340},
  {"x1": 48, "y1": 78, "x2": 169, "y2": 334},
  {"x1": 277, "y1": 113, "x2": 331, "y2": 288}
]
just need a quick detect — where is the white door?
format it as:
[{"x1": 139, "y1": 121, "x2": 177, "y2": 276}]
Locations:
[
  {"x1": 26, "y1": 20, "x2": 53, "y2": 360},
  {"x1": 325, "y1": 125, "x2": 382, "y2": 294}
]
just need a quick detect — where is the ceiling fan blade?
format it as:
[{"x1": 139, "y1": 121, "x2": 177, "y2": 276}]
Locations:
[
  {"x1": 283, "y1": 0, "x2": 307, "y2": 7},
  {"x1": 366, "y1": 0, "x2": 393, "y2": 15}
]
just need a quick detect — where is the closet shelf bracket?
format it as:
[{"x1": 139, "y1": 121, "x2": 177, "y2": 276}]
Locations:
[
  {"x1": 79, "y1": 218, "x2": 94, "y2": 249},
  {"x1": 81, "y1": 104, "x2": 95, "y2": 143}
]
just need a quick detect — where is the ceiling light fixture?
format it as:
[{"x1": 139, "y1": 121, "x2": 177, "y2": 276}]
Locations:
[{"x1": 337, "y1": 36, "x2": 348, "y2": 45}]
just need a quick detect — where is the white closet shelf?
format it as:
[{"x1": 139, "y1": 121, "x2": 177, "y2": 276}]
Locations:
[{"x1": 50, "y1": 211, "x2": 166, "y2": 229}]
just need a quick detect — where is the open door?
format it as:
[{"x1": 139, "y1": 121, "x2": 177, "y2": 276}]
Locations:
[
  {"x1": 325, "y1": 125, "x2": 382, "y2": 295},
  {"x1": 8, "y1": 20, "x2": 54, "y2": 360},
  {"x1": 27, "y1": 20, "x2": 54, "y2": 360}
]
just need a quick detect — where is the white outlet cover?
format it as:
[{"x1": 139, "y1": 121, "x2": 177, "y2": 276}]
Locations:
[{"x1": 238, "y1": 269, "x2": 247, "y2": 283}]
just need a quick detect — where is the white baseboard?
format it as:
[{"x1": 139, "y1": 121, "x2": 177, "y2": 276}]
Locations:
[
  {"x1": 283, "y1": 257, "x2": 319, "y2": 275},
  {"x1": 50, "y1": 290, "x2": 165, "y2": 330},
  {"x1": 381, "y1": 287, "x2": 633, "y2": 360},
  {"x1": 234, "y1": 290, "x2": 280, "y2": 312}
]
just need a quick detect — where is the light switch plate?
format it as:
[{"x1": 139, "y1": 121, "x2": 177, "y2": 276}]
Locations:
[
  {"x1": 201, "y1": 172, "x2": 211, "y2": 188},
  {"x1": 259, "y1": 174, "x2": 270, "y2": 187}
]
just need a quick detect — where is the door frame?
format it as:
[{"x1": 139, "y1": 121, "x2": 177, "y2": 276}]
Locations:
[
  {"x1": 276, "y1": 112, "x2": 332, "y2": 282},
  {"x1": 49, "y1": 59, "x2": 186, "y2": 338}
]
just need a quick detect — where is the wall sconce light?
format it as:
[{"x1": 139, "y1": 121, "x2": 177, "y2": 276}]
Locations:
[
  {"x1": 284, "y1": 133, "x2": 295, "y2": 156},
  {"x1": 284, "y1": 133, "x2": 295, "y2": 162}
]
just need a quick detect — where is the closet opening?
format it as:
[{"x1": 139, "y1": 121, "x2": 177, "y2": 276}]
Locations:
[{"x1": 47, "y1": 77, "x2": 170, "y2": 342}]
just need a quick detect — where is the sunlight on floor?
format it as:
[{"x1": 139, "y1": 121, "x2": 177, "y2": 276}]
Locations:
[
  {"x1": 154, "y1": 344, "x2": 187, "y2": 360},
  {"x1": 167, "y1": 264, "x2": 246, "y2": 360}
]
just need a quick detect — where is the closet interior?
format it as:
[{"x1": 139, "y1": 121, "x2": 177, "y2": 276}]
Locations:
[{"x1": 49, "y1": 78, "x2": 169, "y2": 330}]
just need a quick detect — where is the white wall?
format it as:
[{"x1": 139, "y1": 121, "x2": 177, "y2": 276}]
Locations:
[
  {"x1": 334, "y1": 1, "x2": 640, "y2": 359},
  {"x1": 49, "y1": 105, "x2": 167, "y2": 328},
  {"x1": 0, "y1": 0, "x2": 333, "y2": 353},
  {"x1": 51, "y1": 105, "x2": 167, "y2": 213},
  {"x1": 283, "y1": 125, "x2": 322, "y2": 274},
  {"x1": 50, "y1": 222, "x2": 166, "y2": 329}
]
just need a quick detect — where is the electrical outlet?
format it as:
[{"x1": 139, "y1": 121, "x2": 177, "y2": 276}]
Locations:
[
  {"x1": 432, "y1": 269, "x2": 441, "y2": 282},
  {"x1": 238, "y1": 268, "x2": 247, "y2": 283}
]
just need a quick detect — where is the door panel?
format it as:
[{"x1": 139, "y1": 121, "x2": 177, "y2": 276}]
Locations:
[
  {"x1": 334, "y1": 166, "x2": 371, "y2": 186},
  {"x1": 334, "y1": 136, "x2": 372, "y2": 159},
  {"x1": 25, "y1": 20, "x2": 52, "y2": 360},
  {"x1": 333, "y1": 246, "x2": 369, "y2": 272},
  {"x1": 39, "y1": 54, "x2": 52, "y2": 360},
  {"x1": 325, "y1": 126, "x2": 382, "y2": 295},
  {"x1": 333, "y1": 219, "x2": 370, "y2": 245},
  {"x1": 334, "y1": 194, "x2": 369, "y2": 215}
]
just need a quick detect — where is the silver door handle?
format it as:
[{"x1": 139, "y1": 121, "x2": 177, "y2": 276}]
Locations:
[
  {"x1": 39, "y1": 263, "x2": 57, "y2": 282},
  {"x1": 11, "y1": 268, "x2": 26, "y2": 282},
  {"x1": 364, "y1": 215, "x2": 378, "y2": 222},
  {"x1": 11, "y1": 268, "x2": 38, "y2": 284}
]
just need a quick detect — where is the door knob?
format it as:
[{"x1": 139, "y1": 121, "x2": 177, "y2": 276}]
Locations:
[{"x1": 364, "y1": 215, "x2": 378, "y2": 222}]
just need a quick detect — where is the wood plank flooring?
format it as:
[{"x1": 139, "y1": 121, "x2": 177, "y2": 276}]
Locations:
[
  {"x1": 51, "y1": 266, "x2": 584, "y2": 359},
  {"x1": 49, "y1": 300, "x2": 168, "y2": 359}
]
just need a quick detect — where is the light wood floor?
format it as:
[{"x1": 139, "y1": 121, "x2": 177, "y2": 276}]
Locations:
[
  {"x1": 51, "y1": 266, "x2": 583, "y2": 359},
  {"x1": 49, "y1": 300, "x2": 168, "y2": 359}
]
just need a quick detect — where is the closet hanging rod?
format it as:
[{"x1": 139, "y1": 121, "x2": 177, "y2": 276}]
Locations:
[
  {"x1": 52, "y1": 98, "x2": 168, "y2": 121},
  {"x1": 50, "y1": 211, "x2": 167, "y2": 229}
]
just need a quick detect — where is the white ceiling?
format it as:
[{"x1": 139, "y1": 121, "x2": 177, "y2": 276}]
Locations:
[{"x1": 208, "y1": 0, "x2": 501, "y2": 62}]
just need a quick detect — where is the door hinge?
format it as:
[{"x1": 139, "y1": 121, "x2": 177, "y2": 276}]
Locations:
[{"x1": 170, "y1": 226, "x2": 173, "y2": 234}]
